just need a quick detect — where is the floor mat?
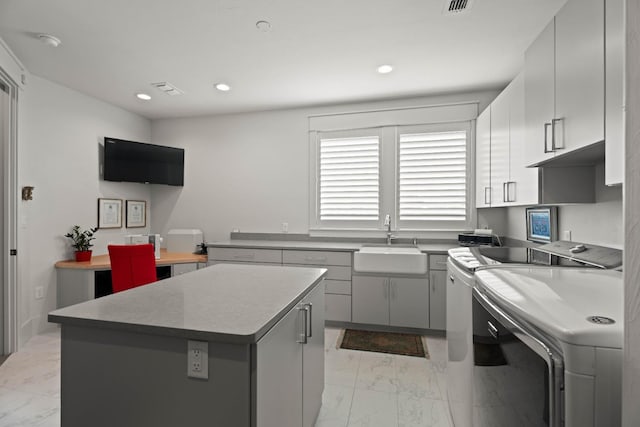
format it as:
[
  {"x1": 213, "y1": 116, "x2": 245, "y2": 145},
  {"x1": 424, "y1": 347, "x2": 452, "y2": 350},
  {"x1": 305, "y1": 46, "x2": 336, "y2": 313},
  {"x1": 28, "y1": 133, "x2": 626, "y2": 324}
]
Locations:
[
  {"x1": 473, "y1": 342, "x2": 507, "y2": 366},
  {"x1": 338, "y1": 329, "x2": 429, "y2": 358}
]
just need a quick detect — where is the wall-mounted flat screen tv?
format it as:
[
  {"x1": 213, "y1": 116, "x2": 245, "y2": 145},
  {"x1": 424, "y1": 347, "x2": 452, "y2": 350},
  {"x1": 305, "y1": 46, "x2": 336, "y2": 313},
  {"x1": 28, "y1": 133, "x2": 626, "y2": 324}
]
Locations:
[{"x1": 103, "y1": 137, "x2": 184, "y2": 186}]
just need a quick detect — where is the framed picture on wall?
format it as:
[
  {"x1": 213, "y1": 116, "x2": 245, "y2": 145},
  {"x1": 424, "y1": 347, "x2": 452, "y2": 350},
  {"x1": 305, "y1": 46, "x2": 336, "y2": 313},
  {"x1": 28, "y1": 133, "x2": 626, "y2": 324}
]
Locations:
[
  {"x1": 97, "y1": 198, "x2": 122, "y2": 229},
  {"x1": 126, "y1": 200, "x2": 146, "y2": 228}
]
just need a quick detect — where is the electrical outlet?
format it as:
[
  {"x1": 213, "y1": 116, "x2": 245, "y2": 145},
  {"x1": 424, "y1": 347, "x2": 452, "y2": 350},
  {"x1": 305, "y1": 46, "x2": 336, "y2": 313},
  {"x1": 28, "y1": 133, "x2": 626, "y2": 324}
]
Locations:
[
  {"x1": 563, "y1": 230, "x2": 572, "y2": 241},
  {"x1": 187, "y1": 340, "x2": 208, "y2": 379},
  {"x1": 35, "y1": 286, "x2": 44, "y2": 300},
  {"x1": 282, "y1": 222, "x2": 289, "y2": 233}
]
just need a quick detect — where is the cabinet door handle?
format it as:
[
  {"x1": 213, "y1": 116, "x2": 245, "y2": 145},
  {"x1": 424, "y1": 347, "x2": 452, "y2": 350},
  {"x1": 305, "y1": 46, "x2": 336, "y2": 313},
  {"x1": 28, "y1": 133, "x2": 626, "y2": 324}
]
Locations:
[
  {"x1": 487, "y1": 320, "x2": 499, "y2": 340},
  {"x1": 383, "y1": 279, "x2": 389, "y2": 300},
  {"x1": 233, "y1": 254, "x2": 255, "y2": 260},
  {"x1": 297, "y1": 305, "x2": 308, "y2": 344},
  {"x1": 503, "y1": 182, "x2": 507, "y2": 203},
  {"x1": 304, "y1": 256, "x2": 327, "y2": 264},
  {"x1": 506, "y1": 181, "x2": 516, "y2": 202},
  {"x1": 306, "y1": 303, "x2": 313, "y2": 338},
  {"x1": 544, "y1": 122, "x2": 553, "y2": 153},
  {"x1": 390, "y1": 280, "x2": 396, "y2": 300},
  {"x1": 430, "y1": 274, "x2": 435, "y2": 293},
  {"x1": 484, "y1": 187, "x2": 491, "y2": 205},
  {"x1": 552, "y1": 118, "x2": 563, "y2": 150}
]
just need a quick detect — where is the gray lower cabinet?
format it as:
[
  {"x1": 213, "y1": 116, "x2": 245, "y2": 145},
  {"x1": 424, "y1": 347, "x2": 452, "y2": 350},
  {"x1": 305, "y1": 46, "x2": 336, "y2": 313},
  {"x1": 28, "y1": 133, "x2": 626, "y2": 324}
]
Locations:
[
  {"x1": 352, "y1": 275, "x2": 429, "y2": 329},
  {"x1": 256, "y1": 281, "x2": 325, "y2": 427}
]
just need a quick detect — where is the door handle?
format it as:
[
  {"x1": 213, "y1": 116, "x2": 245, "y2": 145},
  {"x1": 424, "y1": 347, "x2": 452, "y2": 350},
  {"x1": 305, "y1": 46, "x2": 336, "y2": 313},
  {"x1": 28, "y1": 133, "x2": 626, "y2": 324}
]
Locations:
[
  {"x1": 306, "y1": 303, "x2": 313, "y2": 338},
  {"x1": 503, "y1": 182, "x2": 507, "y2": 203},
  {"x1": 552, "y1": 118, "x2": 564, "y2": 150},
  {"x1": 544, "y1": 122, "x2": 553, "y2": 153},
  {"x1": 449, "y1": 275, "x2": 454, "y2": 283},
  {"x1": 297, "y1": 305, "x2": 309, "y2": 344},
  {"x1": 487, "y1": 320, "x2": 499, "y2": 340},
  {"x1": 504, "y1": 181, "x2": 516, "y2": 202}
]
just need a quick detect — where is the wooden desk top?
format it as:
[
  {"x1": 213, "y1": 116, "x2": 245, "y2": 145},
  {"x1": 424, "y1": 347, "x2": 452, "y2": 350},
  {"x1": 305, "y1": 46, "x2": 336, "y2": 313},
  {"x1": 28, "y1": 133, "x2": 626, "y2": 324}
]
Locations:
[{"x1": 55, "y1": 249, "x2": 207, "y2": 270}]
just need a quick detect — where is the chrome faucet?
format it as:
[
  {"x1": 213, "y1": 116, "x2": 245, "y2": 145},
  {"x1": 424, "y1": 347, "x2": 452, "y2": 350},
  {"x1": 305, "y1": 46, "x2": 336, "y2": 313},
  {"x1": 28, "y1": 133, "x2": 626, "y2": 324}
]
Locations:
[{"x1": 384, "y1": 214, "x2": 394, "y2": 245}]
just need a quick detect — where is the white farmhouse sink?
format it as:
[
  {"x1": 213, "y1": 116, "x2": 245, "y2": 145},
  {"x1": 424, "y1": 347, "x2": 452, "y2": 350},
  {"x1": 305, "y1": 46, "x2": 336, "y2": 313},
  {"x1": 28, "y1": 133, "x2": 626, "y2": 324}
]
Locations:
[{"x1": 353, "y1": 246, "x2": 428, "y2": 274}]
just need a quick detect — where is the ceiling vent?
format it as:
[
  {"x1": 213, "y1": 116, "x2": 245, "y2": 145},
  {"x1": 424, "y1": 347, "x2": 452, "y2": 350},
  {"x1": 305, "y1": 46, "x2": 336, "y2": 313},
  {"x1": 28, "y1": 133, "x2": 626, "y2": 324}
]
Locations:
[
  {"x1": 150, "y1": 82, "x2": 184, "y2": 96},
  {"x1": 443, "y1": 0, "x2": 475, "y2": 14}
]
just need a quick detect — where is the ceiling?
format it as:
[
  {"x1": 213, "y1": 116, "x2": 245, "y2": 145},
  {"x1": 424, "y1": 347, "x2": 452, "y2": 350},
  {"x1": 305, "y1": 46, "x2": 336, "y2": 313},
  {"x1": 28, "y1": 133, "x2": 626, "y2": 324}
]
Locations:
[{"x1": 0, "y1": 0, "x2": 566, "y2": 120}]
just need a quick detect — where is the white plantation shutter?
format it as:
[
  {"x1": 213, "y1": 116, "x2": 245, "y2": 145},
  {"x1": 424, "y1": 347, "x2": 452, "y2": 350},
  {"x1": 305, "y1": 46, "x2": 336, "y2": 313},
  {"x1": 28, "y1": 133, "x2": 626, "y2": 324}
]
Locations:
[
  {"x1": 319, "y1": 135, "x2": 380, "y2": 221},
  {"x1": 399, "y1": 131, "x2": 467, "y2": 222}
]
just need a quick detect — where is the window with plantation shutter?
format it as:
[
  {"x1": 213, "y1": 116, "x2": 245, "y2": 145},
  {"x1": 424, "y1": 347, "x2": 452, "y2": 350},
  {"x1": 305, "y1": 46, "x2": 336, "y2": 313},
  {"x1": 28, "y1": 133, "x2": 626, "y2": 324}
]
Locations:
[
  {"x1": 399, "y1": 131, "x2": 467, "y2": 223},
  {"x1": 319, "y1": 135, "x2": 380, "y2": 222}
]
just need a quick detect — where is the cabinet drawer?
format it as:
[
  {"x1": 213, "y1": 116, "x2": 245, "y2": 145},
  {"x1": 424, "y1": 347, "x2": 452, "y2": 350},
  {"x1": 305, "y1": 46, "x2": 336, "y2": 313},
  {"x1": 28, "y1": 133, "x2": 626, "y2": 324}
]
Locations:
[
  {"x1": 429, "y1": 254, "x2": 448, "y2": 271},
  {"x1": 208, "y1": 248, "x2": 282, "y2": 264},
  {"x1": 282, "y1": 250, "x2": 351, "y2": 267},
  {"x1": 325, "y1": 294, "x2": 351, "y2": 322},
  {"x1": 325, "y1": 280, "x2": 351, "y2": 295},
  {"x1": 283, "y1": 265, "x2": 351, "y2": 281}
]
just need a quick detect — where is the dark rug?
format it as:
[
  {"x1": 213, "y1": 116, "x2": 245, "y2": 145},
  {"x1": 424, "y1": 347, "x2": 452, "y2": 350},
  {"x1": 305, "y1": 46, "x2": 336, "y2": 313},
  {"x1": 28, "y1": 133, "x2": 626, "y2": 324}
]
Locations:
[
  {"x1": 473, "y1": 342, "x2": 507, "y2": 366},
  {"x1": 339, "y1": 329, "x2": 429, "y2": 358}
]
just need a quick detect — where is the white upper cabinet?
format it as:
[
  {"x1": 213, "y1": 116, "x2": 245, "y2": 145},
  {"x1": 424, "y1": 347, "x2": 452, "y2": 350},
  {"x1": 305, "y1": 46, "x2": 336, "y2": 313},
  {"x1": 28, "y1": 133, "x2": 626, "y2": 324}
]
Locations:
[
  {"x1": 554, "y1": 0, "x2": 604, "y2": 153},
  {"x1": 524, "y1": 0, "x2": 605, "y2": 165},
  {"x1": 475, "y1": 108, "x2": 492, "y2": 208},
  {"x1": 605, "y1": 0, "x2": 624, "y2": 185},
  {"x1": 476, "y1": 72, "x2": 539, "y2": 208},
  {"x1": 524, "y1": 19, "x2": 556, "y2": 165}
]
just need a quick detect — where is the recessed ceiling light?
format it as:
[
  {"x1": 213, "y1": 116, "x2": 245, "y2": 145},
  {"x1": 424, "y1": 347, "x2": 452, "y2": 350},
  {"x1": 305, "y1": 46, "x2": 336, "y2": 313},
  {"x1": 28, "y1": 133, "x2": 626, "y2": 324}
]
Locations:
[
  {"x1": 377, "y1": 65, "x2": 393, "y2": 74},
  {"x1": 38, "y1": 34, "x2": 61, "y2": 48},
  {"x1": 135, "y1": 93, "x2": 151, "y2": 101},
  {"x1": 215, "y1": 83, "x2": 231, "y2": 92},
  {"x1": 256, "y1": 20, "x2": 272, "y2": 32}
]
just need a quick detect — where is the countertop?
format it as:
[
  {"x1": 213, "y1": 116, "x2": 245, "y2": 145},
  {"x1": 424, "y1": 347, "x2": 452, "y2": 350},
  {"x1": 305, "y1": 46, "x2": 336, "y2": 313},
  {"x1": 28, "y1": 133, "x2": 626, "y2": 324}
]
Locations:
[
  {"x1": 49, "y1": 264, "x2": 327, "y2": 344},
  {"x1": 55, "y1": 249, "x2": 207, "y2": 270},
  {"x1": 207, "y1": 239, "x2": 456, "y2": 254}
]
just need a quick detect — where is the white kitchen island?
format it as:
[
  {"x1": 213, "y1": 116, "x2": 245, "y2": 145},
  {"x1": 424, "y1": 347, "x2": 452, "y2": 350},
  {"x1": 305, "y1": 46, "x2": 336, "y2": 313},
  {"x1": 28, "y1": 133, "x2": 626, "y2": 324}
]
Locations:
[{"x1": 48, "y1": 263, "x2": 327, "y2": 427}]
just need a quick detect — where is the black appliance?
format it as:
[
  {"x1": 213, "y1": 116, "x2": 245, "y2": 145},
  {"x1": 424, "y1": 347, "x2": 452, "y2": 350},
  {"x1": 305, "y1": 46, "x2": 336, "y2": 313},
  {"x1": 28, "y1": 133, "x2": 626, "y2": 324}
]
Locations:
[{"x1": 103, "y1": 137, "x2": 184, "y2": 186}]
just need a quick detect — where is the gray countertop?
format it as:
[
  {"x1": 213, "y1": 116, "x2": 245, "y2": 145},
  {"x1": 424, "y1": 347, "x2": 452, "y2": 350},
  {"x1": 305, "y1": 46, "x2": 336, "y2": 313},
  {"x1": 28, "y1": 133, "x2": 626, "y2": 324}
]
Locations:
[
  {"x1": 48, "y1": 264, "x2": 327, "y2": 344},
  {"x1": 207, "y1": 239, "x2": 456, "y2": 254}
]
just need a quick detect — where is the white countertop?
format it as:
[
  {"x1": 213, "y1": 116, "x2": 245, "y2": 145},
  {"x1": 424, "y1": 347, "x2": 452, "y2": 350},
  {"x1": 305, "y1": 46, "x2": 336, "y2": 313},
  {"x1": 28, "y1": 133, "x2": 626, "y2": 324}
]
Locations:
[
  {"x1": 49, "y1": 264, "x2": 327, "y2": 344},
  {"x1": 474, "y1": 266, "x2": 623, "y2": 348},
  {"x1": 208, "y1": 239, "x2": 456, "y2": 254}
]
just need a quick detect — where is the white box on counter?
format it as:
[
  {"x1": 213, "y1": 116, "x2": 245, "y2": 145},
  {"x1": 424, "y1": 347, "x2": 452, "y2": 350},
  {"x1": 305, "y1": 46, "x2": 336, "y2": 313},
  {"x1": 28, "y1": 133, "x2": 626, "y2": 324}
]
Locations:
[{"x1": 166, "y1": 229, "x2": 204, "y2": 253}]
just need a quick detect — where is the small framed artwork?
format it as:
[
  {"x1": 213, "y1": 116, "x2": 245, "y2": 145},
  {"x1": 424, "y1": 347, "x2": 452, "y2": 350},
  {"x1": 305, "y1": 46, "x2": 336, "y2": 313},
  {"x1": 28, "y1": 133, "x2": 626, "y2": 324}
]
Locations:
[
  {"x1": 526, "y1": 206, "x2": 558, "y2": 243},
  {"x1": 97, "y1": 198, "x2": 122, "y2": 229},
  {"x1": 126, "y1": 200, "x2": 147, "y2": 228}
]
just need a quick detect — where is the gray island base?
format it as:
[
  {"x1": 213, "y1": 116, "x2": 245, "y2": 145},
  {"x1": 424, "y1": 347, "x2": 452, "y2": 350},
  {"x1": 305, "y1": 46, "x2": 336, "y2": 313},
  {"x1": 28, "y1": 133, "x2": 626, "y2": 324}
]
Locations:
[{"x1": 48, "y1": 264, "x2": 327, "y2": 427}]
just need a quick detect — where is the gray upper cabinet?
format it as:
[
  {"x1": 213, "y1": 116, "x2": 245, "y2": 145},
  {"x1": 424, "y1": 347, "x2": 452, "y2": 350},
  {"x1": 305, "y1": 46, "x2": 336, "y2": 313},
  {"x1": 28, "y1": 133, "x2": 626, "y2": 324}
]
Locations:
[{"x1": 525, "y1": 0, "x2": 605, "y2": 164}]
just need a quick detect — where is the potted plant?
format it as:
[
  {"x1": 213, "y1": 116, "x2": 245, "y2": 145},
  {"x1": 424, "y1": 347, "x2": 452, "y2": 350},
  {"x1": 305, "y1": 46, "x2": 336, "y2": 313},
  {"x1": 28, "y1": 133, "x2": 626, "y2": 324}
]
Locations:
[{"x1": 65, "y1": 225, "x2": 98, "y2": 262}]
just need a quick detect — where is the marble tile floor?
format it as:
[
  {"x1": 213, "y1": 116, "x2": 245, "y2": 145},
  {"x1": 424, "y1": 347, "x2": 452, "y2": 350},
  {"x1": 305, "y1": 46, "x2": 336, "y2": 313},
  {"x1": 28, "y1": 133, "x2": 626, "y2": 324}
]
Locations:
[{"x1": 0, "y1": 327, "x2": 452, "y2": 427}]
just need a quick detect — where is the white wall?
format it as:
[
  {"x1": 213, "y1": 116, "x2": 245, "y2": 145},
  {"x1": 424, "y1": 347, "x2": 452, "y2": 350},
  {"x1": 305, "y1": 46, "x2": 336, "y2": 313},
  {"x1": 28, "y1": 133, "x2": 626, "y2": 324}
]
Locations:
[
  {"x1": 150, "y1": 91, "x2": 499, "y2": 242},
  {"x1": 18, "y1": 75, "x2": 151, "y2": 341}
]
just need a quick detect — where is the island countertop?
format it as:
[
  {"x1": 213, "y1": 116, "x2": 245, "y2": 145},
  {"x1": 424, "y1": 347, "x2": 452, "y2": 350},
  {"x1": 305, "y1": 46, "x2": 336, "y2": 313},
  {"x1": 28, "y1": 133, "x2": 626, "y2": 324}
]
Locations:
[{"x1": 48, "y1": 263, "x2": 327, "y2": 344}]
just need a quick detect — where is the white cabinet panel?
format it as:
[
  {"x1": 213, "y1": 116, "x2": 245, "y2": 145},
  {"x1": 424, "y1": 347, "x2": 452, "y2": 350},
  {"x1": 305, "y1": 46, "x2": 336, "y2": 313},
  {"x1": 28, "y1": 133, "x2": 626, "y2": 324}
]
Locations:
[
  {"x1": 524, "y1": 19, "x2": 556, "y2": 165},
  {"x1": 475, "y1": 107, "x2": 492, "y2": 208},
  {"x1": 352, "y1": 276, "x2": 389, "y2": 325},
  {"x1": 605, "y1": 0, "x2": 624, "y2": 185},
  {"x1": 256, "y1": 300, "x2": 303, "y2": 427},
  {"x1": 324, "y1": 279, "x2": 351, "y2": 295},
  {"x1": 490, "y1": 87, "x2": 510, "y2": 206},
  {"x1": 389, "y1": 277, "x2": 429, "y2": 329},
  {"x1": 302, "y1": 284, "x2": 325, "y2": 427},
  {"x1": 555, "y1": 0, "x2": 604, "y2": 154}
]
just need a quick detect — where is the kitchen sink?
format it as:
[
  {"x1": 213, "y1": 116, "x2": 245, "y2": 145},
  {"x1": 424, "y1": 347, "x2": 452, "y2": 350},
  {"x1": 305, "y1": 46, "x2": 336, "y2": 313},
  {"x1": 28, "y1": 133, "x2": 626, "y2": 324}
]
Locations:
[{"x1": 353, "y1": 245, "x2": 427, "y2": 274}]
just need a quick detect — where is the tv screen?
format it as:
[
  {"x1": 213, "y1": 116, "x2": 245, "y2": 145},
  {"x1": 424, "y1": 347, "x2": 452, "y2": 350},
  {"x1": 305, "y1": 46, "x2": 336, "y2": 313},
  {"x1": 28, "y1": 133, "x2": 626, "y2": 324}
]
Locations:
[{"x1": 103, "y1": 137, "x2": 184, "y2": 186}]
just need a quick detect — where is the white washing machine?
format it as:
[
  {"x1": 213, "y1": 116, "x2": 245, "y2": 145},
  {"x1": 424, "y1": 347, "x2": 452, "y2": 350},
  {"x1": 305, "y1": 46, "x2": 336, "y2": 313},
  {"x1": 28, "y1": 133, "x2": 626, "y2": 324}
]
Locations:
[
  {"x1": 446, "y1": 242, "x2": 622, "y2": 427},
  {"x1": 473, "y1": 266, "x2": 622, "y2": 427}
]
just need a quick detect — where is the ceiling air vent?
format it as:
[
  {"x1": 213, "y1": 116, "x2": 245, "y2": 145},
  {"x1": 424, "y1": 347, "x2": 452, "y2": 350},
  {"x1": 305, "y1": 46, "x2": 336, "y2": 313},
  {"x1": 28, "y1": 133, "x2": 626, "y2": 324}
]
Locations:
[
  {"x1": 150, "y1": 81, "x2": 184, "y2": 96},
  {"x1": 443, "y1": 0, "x2": 474, "y2": 14}
]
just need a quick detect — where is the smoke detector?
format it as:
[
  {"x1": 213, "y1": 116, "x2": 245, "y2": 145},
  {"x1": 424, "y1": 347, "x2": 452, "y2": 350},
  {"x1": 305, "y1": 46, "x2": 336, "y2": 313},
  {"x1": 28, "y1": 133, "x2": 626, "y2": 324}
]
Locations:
[
  {"x1": 443, "y1": 0, "x2": 475, "y2": 15},
  {"x1": 150, "y1": 81, "x2": 184, "y2": 96},
  {"x1": 38, "y1": 34, "x2": 62, "y2": 48}
]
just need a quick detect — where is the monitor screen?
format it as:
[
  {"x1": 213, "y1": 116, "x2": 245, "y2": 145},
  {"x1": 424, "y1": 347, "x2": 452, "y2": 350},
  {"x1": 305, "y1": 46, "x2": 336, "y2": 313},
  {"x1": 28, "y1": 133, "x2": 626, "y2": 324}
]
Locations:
[
  {"x1": 526, "y1": 206, "x2": 557, "y2": 243},
  {"x1": 103, "y1": 137, "x2": 184, "y2": 186}
]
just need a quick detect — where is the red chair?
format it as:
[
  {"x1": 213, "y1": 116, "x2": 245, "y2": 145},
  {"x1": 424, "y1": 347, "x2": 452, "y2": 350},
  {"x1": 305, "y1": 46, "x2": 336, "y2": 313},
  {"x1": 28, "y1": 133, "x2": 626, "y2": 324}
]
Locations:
[{"x1": 108, "y1": 244, "x2": 157, "y2": 293}]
